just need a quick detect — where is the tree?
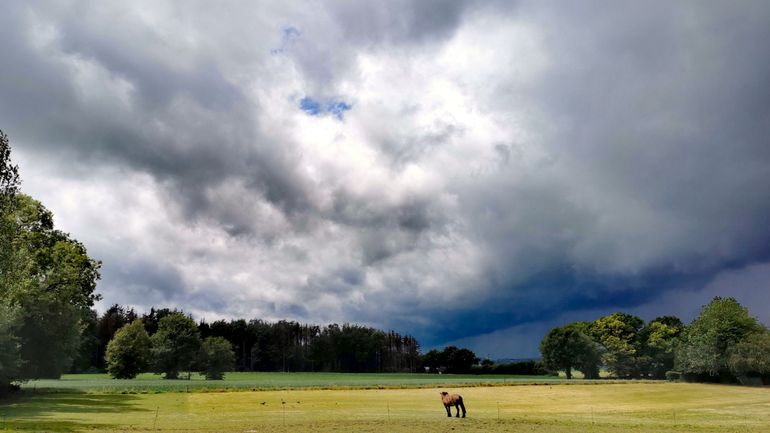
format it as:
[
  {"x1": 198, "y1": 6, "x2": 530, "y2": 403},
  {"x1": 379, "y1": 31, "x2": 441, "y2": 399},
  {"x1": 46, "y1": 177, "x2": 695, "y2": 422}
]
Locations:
[
  {"x1": 141, "y1": 307, "x2": 174, "y2": 336},
  {"x1": 1, "y1": 193, "x2": 101, "y2": 379},
  {"x1": 70, "y1": 309, "x2": 99, "y2": 373},
  {"x1": 0, "y1": 130, "x2": 21, "y2": 389},
  {"x1": 641, "y1": 316, "x2": 683, "y2": 379},
  {"x1": 0, "y1": 304, "x2": 21, "y2": 391},
  {"x1": 676, "y1": 297, "x2": 762, "y2": 377},
  {"x1": 540, "y1": 325, "x2": 600, "y2": 379},
  {"x1": 150, "y1": 312, "x2": 201, "y2": 379},
  {"x1": 727, "y1": 331, "x2": 770, "y2": 379},
  {"x1": 96, "y1": 305, "x2": 139, "y2": 370},
  {"x1": 0, "y1": 130, "x2": 19, "y2": 201},
  {"x1": 198, "y1": 337, "x2": 235, "y2": 380},
  {"x1": 592, "y1": 313, "x2": 645, "y2": 378},
  {"x1": 420, "y1": 349, "x2": 442, "y2": 372},
  {"x1": 105, "y1": 320, "x2": 152, "y2": 379},
  {"x1": 443, "y1": 346, "x2": 479, "y2": 374}
]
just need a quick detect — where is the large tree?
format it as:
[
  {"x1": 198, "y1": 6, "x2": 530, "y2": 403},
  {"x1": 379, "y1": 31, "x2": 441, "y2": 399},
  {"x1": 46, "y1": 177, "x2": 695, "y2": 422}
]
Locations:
[
  {"x1": 641, "y1": 316, "x2": 683, "y2": 379},
  {"x1": 106, "y1": 320, "x2": 152, "y2": 379},
  {"x1": 0, "y1": 131, "x2": 21, "y2": 389},
  {"x1": 198, "y1": 337, "x2": 235, "y2": 380},
  {"x1": 151, "y1": 312, "x2": 201, "y2": 379},
  {"x1": 592, "y1": 313, "x2": 645, "y2": 378},
  {"x1": 676, "y1": 297, "x2": 762, "y2": 377},
  {"x1": 1, "y1": 131, "x2": 101, "y2": 381},
  {"x1": 3, "y1": 195, "x2": 102, "y2": 378},
  {"x1": 540, "y1": 325, "x2": 601, "y2": 379}
]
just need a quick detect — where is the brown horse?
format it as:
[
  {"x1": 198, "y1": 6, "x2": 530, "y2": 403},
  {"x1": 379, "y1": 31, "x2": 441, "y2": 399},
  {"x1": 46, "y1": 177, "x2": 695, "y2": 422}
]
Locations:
[{"x1": 440, "y1": 391, "x2": 466, "y2": 418}]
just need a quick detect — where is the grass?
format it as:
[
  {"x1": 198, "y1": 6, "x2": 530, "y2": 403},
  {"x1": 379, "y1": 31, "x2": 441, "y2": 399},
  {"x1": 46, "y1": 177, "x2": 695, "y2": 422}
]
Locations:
[
  {"x1": 3, "y1": 376, "x2": 769, "y2": 432},
  {"x1": 22, "y1": 372, "x2": 568, "y2": 393}
]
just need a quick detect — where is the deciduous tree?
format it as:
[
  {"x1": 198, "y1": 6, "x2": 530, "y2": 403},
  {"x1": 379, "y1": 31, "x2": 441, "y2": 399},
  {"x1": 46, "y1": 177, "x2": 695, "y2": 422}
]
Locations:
[
  {"x1": 727, "y1": 331, "x2": 770, "y2": 379},
  {"x1": 676, "y1": 297, "x2": 762, "y2": 377},
  {"x1": 106, "y1": 320, "x2": 152, "y2": 379},
  {"x1": 198, "y1": 337, "x2": 235, "y2": 380},
  {"x1": 540, "y1": 325, "x2": 600, "y2": 379},
  {"x1": 151, "y1": 312, "x2": 201, "y2": 379},
  {"x1": 641, "y1": 316, "x2": 683, "y2": 379},
  {"x1": 593, "y1": 313, "x2": 645, "y2": 378}
]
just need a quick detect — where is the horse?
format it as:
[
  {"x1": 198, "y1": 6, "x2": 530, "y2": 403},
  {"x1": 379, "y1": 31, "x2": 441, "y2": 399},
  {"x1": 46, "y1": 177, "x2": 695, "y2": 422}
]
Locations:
[{"x1": 440, "y1": 391, "x2": 466, "y2": 418}]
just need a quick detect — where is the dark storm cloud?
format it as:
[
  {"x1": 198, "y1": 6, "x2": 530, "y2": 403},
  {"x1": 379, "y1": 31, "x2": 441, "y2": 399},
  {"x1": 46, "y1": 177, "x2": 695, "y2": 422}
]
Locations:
[
  {"x1": 430, "y1": 0, "x2": 770, "y2": 343},
  {"x1": 2, "y1": 1, "x2": 770, "y2": 357}
]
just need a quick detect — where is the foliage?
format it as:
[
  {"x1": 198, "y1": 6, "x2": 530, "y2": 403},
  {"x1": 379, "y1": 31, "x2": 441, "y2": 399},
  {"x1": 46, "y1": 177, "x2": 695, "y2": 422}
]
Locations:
[
  {"x1": 140, "y1": 307, "x2": 174, "y2": 336},
  {"x1": 0, "y1": 130, "x2": 20, "y2": 201},
  {"x1": 151, "y1": 312, "x2": 201, "y2": 379},
  {"x1": 0, "y1": 304, "x2": 21, "y2": 386},
  {"x1": 0, "y1": 130, "x2": 20, "y2": 388},
  {"x1": 69, "y1": 309, "x2": 100, "y2": 373},
  {"x1": 420, "y1": 346, "x2": 479, "y2": 374},
  {"x1": 676, "y1": 297, "x2": 762, "y2": 376},
  {"x1": 474, "y1": 360, "x2": 548, "y2": 375},
  {"x1": 592, "y1": 313, "x2": 645, "y2": 378},
  {"x1": 1, "y1": 194, "x2": 102, "y2": 379},
  {"x1": 106, "y1": 320, "x2": 152, "y2": 379},
  {"x1": 540, "y1": 325, "x2": 600, "y2": 379},
  {"x1": 641, "y1": 316, "x2": 683, "y2": 379},
  {"x1": 199, "y1": 337, "x2": 236, "y2": 380},
  {"x1": 73, "y1": 308, "x2": 422, "y2": 374},
  {"x1": 727, "y1": 331, "x2": 770, "y2": 378}
]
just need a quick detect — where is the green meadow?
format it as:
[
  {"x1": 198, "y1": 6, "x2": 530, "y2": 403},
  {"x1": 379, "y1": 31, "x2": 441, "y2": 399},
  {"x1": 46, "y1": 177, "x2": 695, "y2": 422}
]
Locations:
[
  {"x1": 2, "y1": 375, "x2": 769, "y2": 432},
  {"x1": 21, "y1": 372, "x2": 565, "y2": 394}
]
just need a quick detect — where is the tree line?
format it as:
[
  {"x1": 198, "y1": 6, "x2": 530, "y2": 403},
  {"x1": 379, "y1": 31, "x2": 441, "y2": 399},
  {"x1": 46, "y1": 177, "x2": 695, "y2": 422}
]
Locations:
[
  {"x1": 80, "y1": 304, "x2": 421, "y2": 377},
  {"x1": 539, "y1": 297, "x2": 770, "y2": 383}
]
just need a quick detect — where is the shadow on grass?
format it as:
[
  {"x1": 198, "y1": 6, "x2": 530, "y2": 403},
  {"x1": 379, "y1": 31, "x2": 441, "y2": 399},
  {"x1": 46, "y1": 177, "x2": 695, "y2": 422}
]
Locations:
[{"x1": 0, "y1": 390, "x2": 150, "y2": 432}]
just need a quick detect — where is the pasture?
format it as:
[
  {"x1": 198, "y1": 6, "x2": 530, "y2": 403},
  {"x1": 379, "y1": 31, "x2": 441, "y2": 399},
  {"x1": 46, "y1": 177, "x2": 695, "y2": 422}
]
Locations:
[
  {"x1": 2, "y1": 376, "x2": 769, "y2": 432},
  {"x1": 21, "y1": 372, "x2": 563, "y2": 393}
]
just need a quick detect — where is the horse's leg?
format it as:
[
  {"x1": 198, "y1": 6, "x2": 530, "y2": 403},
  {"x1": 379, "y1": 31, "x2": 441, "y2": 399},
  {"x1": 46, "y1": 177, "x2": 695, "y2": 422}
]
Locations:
[
  {"x1": 455, "y1": 403, "x2": 460, "y2": 417},
  {"x1": 459, "y1": 398, "x2": 466, "y2": 418},
  {"x1": 445, "y1": 404, "x2": 452, "y2": 417}
]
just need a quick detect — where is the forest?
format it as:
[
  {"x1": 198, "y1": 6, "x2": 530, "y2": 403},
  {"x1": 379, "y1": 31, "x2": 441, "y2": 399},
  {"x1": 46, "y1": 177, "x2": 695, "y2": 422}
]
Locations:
[{"x1": 77, "y1": 305, "x2": 421, "y2": 375}]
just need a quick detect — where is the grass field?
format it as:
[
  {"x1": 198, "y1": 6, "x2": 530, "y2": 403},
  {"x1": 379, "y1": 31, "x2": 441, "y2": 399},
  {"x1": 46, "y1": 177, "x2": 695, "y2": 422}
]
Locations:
[
  {"x1": 21, "y1": 372, "x2": 568, "y2": 393},
  {"x1": 3, "y1": 375, "x2": 769, "y2": 432}
]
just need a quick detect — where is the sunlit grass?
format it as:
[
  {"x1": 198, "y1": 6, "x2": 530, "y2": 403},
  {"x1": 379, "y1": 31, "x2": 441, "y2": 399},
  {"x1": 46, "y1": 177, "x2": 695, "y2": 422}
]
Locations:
[{"x1": 3, "y1": 381, "x2": 769, "y2": 432}]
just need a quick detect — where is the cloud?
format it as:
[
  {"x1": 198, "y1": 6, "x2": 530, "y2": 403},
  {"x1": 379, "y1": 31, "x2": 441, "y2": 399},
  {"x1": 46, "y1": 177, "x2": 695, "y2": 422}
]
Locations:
[{"x1": 2, "y1": 1, "x2": 770, "y2": 357}]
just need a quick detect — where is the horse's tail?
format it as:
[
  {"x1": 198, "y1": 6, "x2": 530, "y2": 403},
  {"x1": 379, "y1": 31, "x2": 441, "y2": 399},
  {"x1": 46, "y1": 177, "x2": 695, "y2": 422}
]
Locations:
[{"x1": 458, "y1": 395, "x2": 466, "y2": 413}]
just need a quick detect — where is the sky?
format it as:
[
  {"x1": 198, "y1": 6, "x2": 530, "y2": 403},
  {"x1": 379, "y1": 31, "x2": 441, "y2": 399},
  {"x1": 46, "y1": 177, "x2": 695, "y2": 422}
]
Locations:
[{"x1": 2, "y1": 1, "x2": 770, "y2": 358}]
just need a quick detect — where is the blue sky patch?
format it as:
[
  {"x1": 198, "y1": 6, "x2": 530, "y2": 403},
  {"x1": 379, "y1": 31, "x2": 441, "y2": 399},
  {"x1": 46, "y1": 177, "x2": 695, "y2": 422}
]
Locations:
[
  {"x1": 299, "y1": 96, "x2": 352, "y2": 120},
  {"x1": 327, "y1": 101, "x2": 352, "y2": 120},
  {"x1": 300, "y1": 97, "x2": 322, "y2": 116}
]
